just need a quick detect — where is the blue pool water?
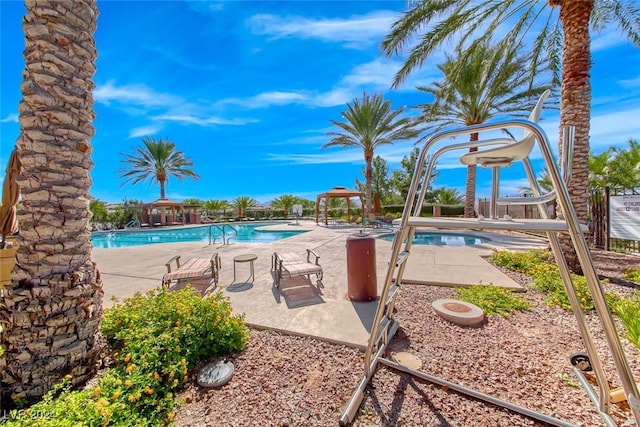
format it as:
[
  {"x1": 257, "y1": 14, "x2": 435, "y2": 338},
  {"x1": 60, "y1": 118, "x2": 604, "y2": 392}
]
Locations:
[
  {"x1": 91, "y1": 222, "x2": 307, "y2": 248},
  {"x1": 380, "y1": 231, "x2": 491, "y2": 246}
]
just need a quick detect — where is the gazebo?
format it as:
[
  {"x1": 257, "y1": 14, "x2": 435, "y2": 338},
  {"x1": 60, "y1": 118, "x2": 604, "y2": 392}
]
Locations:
[
  {"x1": 315, "y1": 186, "x2": 364, "y2": 225},
  {"x1": 141, "y1": 198, "x2": 185, "y2": 227}
]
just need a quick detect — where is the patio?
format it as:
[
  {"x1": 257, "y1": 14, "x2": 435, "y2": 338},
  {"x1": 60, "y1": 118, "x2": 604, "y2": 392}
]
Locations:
[{"x1": 92, "y1": 220, "x2": 548, "y2": 348}]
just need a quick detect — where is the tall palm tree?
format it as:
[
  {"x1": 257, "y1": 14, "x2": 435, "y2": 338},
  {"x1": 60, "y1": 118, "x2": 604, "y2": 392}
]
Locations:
[
  {"x1": 382, "y1": 0, "x2": 640, "y2": 269},
  {"x1": 417, "y1": 38, "x2": 554, "y2": 217},
  {"x1": 204, "y1": 199, "x2": 229, "y2": 219},
  {"x1": 355, "y1": 155, "x2": 392, "y2": 214},
  {"x1": 434, "y1": 187, "x2": 465, "y2": 205},
  {"x1": 1, "y1": 0, "x2": 103, "y2": 404},
  {"x1": 323, "y1": 92, "x2": 419, "y2": 217},
  {"x1": 232, "y1": 196, "x2": 257, "y2": 218},
  {"x1": 119, "y1": 137, "x2": 199, "y2": 200},
  {"x1": 271, "y1": 194, "x2": 300, "y2": 216},
  {"x1": 608, "y1": 139, "x2": 640, "y2": 188}
]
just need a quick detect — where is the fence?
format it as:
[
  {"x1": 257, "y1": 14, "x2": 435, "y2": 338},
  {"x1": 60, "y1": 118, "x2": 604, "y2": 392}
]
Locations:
[
  {"x1": 477, "y1": 198, "x2": 547, "y2": 220},
  {"x1": 479, "y1": 189, "x2": 640, "y2": 254},
  {"x1": 591, "y1": 187, "x2": 640, "y2": 253}
]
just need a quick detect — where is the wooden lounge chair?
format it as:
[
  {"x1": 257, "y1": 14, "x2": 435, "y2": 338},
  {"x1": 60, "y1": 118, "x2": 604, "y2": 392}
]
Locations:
[
  {"x1": 162, "y1": 252, "x2": 221, "y2": 290},
  {"x1": 271, "y1": 249, "x2": 323, "y2": 288}
]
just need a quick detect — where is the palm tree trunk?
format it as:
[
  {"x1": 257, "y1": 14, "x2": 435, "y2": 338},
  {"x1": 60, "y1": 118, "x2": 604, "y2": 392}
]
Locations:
[
  {"x1": 1, "y1": 0, "x2": 103, "y2": 405},
  {"x1": 558, "y1": 0, "x2": 594, "y2": 273},
  {"x1": 464, "y1": 134, "x2": 479, "y2": 218},
  {"x1": 365, "y1": 149, "x2": 373, "y2": 217},
  {"x1": 159, "y1": 176, "x2": 166, "y2": 199}
]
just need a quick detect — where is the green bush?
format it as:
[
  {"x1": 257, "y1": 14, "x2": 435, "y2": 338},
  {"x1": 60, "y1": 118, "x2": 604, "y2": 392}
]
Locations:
[
  {"x1": 490, "y1": 249, "x2": 594, "y2": 311},
  {"x1": 456, "y1": 285, "x2": 531, "y2": 317},
  {"x1": 609, "y1": 293, "x2": 640, "y2": 348},
  {"x1": 490, "y1": 249, "x2": 640, "y2": 350},
  {"x1": 624, "y1": 268, "x2": 640, "y2": 283},
  {"x1": 489, "y1": 249, "x2": 551, "y2": 274},
  {"x1": 4, "y1": 287, "x2": 249, "y2": 426}
]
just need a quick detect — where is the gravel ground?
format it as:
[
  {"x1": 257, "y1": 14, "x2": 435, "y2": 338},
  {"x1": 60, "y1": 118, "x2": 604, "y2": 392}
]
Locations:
[{"x1": 175, "y1": 249, "x2": 640, "y2": 426}]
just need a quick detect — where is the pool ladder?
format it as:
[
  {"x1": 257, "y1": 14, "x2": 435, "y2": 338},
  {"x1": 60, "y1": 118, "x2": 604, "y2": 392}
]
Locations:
[
  {"x1": 208, "y1": 224, "x2": 237, "y2": 245},
  {"x1": 340, "y1": 119, "x2": 640, "y2": 426}
]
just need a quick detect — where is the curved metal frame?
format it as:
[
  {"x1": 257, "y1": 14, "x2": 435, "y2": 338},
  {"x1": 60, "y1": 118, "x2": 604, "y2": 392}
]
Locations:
[{"x1": 340, "y1": 119, "x2": 639, "y2": 426}]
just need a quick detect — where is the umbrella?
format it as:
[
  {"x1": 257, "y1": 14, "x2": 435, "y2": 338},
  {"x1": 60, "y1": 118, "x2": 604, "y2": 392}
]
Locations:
[{"x1": 0, "y1": 149, "x2": 20, "y2": 249}]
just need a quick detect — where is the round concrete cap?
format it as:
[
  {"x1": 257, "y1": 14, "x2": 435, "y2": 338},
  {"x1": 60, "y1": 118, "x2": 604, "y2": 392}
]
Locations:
[
  {"x1": 198, "y1": 359, "x2": 235, "y2": 388},
  {"x1": 432, "y1": 298, "x2": 485, "y2": 326},
  {"x1": 391, "y1": 352, "x2": 422, "y2": 370}
]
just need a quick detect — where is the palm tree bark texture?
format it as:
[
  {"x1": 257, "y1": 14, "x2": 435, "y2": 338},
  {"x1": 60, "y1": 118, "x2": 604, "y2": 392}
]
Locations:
[
  {"x1": 557, "y1": 0, "x2": 593, "y2": 272},
  {"x1": 0, "y1": 0, "x2": 103, "y2": 404}
]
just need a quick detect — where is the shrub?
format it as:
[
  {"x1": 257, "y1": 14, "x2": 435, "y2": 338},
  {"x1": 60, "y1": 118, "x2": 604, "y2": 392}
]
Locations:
[
  {"x1": 3, "y1": 287, "x2": 249, "y2": 426},
  {"x1": 490, "y1": 249, "x2": 640, "y2": 350},
  {"x1": 489, "y1": 249, "x2": 550, "y2": 274},
  {"x1": 624, "y1": 268, "x2": 640, "y2": 283},
  {"x1": 490, "y1": 249, "x2": 594, "y2": 311},
  {"x1": 609, "y1": 293, "x2": 640, "y2": 349},
  {"x1": 456, "y1": 285, "x2": 531, "y2": 317}
]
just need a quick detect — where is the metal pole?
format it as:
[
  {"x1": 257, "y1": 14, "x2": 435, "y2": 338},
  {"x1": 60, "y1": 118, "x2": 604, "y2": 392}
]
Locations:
[
  {"x1": 605, "y1": 186, "x2": 610, "y2": 252},
  {"x1": 379, "y1": 357, "x2": 576, "y2": 427}
]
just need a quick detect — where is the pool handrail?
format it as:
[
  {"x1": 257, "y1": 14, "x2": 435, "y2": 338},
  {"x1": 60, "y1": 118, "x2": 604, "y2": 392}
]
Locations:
[
  {"x1": 125, "y1": 219, "x2": 141, "y2": 229},
  {"x1": 208, "y1": 224, "x2": 238, "y2": 245}
]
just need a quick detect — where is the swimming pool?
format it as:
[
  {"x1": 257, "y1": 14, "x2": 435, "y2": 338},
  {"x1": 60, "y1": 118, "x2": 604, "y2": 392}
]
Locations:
[
  {"x1": 380, "y1": 231, "x2": 491, "y2": 246},
  {"x1": 91, "y1": 222, "x2": 307, "y2": 248}
]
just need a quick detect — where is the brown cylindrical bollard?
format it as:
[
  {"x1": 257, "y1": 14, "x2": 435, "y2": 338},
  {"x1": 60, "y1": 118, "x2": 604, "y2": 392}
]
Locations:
[{"x1": 346, "y1": 232, "x2": 377, "y2": 301}]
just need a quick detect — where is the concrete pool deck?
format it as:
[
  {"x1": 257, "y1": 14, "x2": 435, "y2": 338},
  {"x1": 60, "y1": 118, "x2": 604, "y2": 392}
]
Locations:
[{"x1": 92, "y1": 220, "x2": 548, "y2": 348}]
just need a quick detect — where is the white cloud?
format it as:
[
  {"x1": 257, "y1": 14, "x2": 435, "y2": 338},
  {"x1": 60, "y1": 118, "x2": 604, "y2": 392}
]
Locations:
[
  {"x1": 267, "y1": 150, "x2": 363, "y2": 165},
  {"x1": 590, "y1": 107, "x2": 640, "y2": 151},
  {"x1": 217, "y1": 56, "x2": 440, "y2": 110},
  {"x1": 95, "y1": 81, "x2": 258, "y2": 128},
  {"x1": 619, "y1": 76, "x2": 640, "y2": 89},
  {"x1": 247, "y1": 91, "x2": 311, "y2": 107},
  {"x1": 0, "y1": 113, "x2": 19, "y2": 123},
  {"x1": 153, "y1": 114, "x2": 258, "y2": 126},
  {"x1": 591, "y1": 29, "x2": 630, "y2": 52},
  {"x1": 94, "y1": 81, "x2": 182, "y2": 108},
  {"x1": 128, "y1": 124, "x2": 163, "y2": 139},
  {"x1": 340, "y1": 58, "x2": 400, "y2": 88},
  {"x1": 246, "y1": 10, "x2": 399, "y2": 49},
  {"x1": 186, "y1": 1, "x2": 225, "y2": 14}
]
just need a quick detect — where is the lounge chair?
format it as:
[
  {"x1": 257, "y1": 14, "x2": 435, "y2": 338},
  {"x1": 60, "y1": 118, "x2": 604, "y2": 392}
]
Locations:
[
  {"x1": 162, "y1": 252, "x2": 221, "y2": 290},
  {"x1": 271, "y1": 249, "x2": 323, "y2": 288}
]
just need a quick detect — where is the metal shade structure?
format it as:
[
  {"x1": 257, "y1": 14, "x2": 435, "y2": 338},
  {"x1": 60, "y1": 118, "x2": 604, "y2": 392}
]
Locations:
[
  {"x1": 0, "y1": 149, "x2": 21, "y2": 248},
  {"x1": 315, "y1": 186, "x2": 364, "y2": 225}
]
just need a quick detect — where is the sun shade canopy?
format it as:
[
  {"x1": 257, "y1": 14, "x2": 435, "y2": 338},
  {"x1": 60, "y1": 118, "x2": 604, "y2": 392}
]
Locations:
[
  {"x1": 141, "y1": 198, "x2": 185, "y2": 227},
  {"x1": 315, "y1": 186, "x2": 364, "y2": 225}
]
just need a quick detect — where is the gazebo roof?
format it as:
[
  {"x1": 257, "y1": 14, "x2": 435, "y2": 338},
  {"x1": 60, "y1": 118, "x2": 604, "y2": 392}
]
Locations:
[
  {"x1": 316, "y1": 186, "x2": 362, "y2": 198},
  {"x1": 143, "y1": 198, "x2": 184, "y2": 208}
]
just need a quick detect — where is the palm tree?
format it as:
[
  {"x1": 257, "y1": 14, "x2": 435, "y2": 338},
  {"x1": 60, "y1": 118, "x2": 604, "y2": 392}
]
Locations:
[
  {"x1": 1, "y1": 0, "x2": 103, "y2": 403},
  {"x1": 204, "y1": 199, "x2": 229, "y2": 220},
  {"x1": 323, "y1": 92, "x2": 419, "y2": 217},
  {"x1": 232, "y1": 196, "x2": 257, "y2": 218},
  {"x1": 382, "y1": 0, "x2": 640, "y2": 270},
  {"x1": 416, "y1": 38, "x2": 554, "y2": 217},
  {"x1": 355, "y1": 155, "x2": 392, "y2": 214},
  {"x1": 324, "y1": 197, "x2": 348, "y2": 219},
  {"x1": 607, "y1": 139, "x2": 640, "y2": 188},
  {"x1": 434, "y1": 187, "x2": 465, "y2": 205},
  {"x1": 390, "y1": 147, "x2": 438, "y2": 202},
  {"x1": 271, "y1": 194, "x2": 300, "y2": 216},
  {"x1": 119, "y1": 137, "x2": 199, "y2": 200}
]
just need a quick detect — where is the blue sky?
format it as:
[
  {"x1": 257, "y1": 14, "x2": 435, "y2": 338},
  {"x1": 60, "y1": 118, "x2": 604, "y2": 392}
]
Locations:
[{"x1": 1, "y1": 1, "x2": 640, "y2": 206}]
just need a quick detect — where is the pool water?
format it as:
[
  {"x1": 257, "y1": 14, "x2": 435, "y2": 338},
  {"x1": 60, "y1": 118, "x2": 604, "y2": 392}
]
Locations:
[
  {"x1": 380, "y1": 231, "x2": 491, "y2": 246},
  {"x1": 91, "y1": 222, "x2": 307, "y2": 248}
]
